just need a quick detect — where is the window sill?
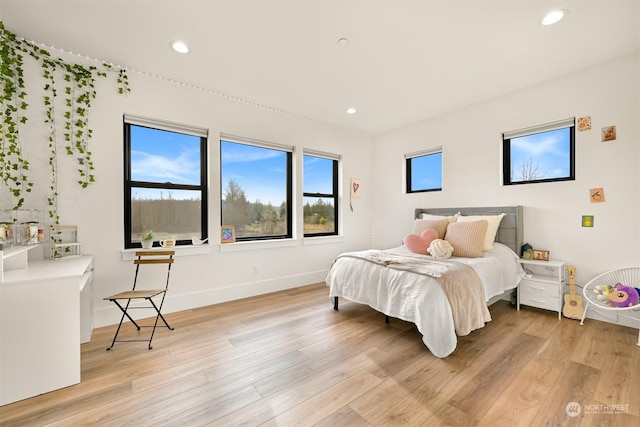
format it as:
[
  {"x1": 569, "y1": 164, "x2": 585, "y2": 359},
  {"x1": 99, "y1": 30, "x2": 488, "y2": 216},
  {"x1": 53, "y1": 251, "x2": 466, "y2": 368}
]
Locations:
[
  {"x1": 219, "y1": 238, "x2": 298, "y2": 252},
  {"x1": 303, "y1": 235, "x2": 344, "y2": 246},
  {"x1": 121, "y1": 244, "x2": 212, "y2": 261}
]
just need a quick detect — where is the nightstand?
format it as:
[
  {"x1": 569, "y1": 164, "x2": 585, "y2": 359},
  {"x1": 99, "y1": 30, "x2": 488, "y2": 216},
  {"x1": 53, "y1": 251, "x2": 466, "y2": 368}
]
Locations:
[{"x1": 517, "y1": 259, "x2": 566, "y2": 319}]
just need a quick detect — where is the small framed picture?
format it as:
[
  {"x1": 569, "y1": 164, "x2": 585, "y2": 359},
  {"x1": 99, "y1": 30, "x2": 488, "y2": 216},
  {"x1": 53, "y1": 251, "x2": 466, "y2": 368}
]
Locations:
[
  {"x1": 220, "y1": 225, "x2": 236, "y2": 243},
  {"x1": 532, "y1": 249, "x2": 550, "y2": 261}
]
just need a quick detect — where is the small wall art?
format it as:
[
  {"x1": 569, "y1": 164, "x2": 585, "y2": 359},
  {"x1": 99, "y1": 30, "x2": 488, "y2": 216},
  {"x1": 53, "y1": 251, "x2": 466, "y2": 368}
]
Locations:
[
  {"x1": 220, "y1": 225, "x2": 236, "y2": 243},
  {"x1": 601, "y1": 125, "x2": 616, "y2": 142},
  {"x1": 577, "y1": 116, "x2": 591, "y2": 132},
  {"x1": 350, "y1": 178, "x2": 362, "y2": 198},
  {"x1": 589, "y1": 187, "x2": 605, "y2": 203},
  {"x1": 582, "y1": 215, "x2": 594, "y2": 228}
]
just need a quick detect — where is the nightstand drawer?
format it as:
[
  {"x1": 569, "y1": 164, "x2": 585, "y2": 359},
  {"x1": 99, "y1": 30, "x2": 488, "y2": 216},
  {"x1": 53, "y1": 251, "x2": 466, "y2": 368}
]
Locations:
[
  {"x1": 519, "y1": 279, "x2": 559, "y2": 298},
  {"x1": 519, "y1": 293, "x2": 560, "y2": 312}
]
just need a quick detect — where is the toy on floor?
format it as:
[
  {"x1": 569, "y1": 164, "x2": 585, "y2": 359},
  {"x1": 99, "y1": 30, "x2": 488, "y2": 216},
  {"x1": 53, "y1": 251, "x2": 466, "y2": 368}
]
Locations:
[{"x1": 594, "y1": 283, "x2": 640, "y2": 307}]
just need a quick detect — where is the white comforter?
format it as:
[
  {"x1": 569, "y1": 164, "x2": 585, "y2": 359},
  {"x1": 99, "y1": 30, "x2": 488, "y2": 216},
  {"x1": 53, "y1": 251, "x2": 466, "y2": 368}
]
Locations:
[{"x1": 325, "y1": 243, "x2": 523, "y2": 357}]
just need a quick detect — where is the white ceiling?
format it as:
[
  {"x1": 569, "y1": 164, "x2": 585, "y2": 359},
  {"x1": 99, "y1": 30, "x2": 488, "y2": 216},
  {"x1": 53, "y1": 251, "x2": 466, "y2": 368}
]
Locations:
[{"x1": 1, "y1": 1, "x2": 638, "y2": 136}]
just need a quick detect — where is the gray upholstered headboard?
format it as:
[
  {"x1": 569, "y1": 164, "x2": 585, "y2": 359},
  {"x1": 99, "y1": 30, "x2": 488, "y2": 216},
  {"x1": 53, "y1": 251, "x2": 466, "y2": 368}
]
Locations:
[{"x1": 415, "y1": 206, "x2": 523, "y2": 255}]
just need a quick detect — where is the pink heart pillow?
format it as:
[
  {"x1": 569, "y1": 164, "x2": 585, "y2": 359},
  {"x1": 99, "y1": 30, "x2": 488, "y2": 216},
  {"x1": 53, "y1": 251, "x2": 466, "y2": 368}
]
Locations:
[{"x1": 403, "y1": 229, "x2": 439, "y2": 254}]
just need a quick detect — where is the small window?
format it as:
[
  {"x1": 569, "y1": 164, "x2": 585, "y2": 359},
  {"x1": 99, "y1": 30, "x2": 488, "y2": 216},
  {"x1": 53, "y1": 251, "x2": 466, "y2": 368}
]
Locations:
[
  {"x1": 124, "y1": 116, "x2": 208, "y2": 249},
  {"x1": 220, "y1": 136, "x2": 292, "y2": 241},
  {"x1": 406, "y1": 148, "x2": 442, "y2": 193},
  {"x1": 303, "y1": 153, "x2": 339, "y2": 237},
  {"x1": 503, "y1": 118, "x2": 575, "y2": 185}
]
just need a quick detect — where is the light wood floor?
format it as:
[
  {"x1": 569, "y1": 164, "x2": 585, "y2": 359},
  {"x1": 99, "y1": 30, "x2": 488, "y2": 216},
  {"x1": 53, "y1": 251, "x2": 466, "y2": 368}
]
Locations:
[{"x1": 1, "y1": 282, "x2": 639, "y2": 426}]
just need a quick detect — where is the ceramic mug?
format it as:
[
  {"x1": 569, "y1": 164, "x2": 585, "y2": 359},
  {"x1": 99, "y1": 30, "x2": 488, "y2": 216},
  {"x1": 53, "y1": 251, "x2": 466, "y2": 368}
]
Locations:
[{"x1": 159, "y1": 238, "x2": 176, "y2": 248}]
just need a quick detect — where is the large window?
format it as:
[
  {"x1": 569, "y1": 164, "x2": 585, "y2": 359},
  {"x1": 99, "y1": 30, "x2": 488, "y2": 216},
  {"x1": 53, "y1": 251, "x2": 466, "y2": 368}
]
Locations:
[
  {"x1": 220, "y1": 136, "x2": 292, "y2": 241},
  {"x1": 303, "y1": 152, "x2": 339, "y2": 237},
  {"x1": 503, "y1": 118, "x2": 575, "y2": 185},
  {"x1": 406, "y1": 148, "x2": 442, "y2": 193},
  {"x1": 124, "y1": 115, "x2": 208, "y2": 249}
]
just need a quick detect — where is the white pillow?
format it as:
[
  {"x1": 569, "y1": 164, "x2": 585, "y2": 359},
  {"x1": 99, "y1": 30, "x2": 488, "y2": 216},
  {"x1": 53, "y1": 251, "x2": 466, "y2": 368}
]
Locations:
[
  {"x1": 420, "y1": 212, "x2": 460, "y2": 223},
  {"x1": 457, "y1": 213, "x2": 505, "y2": 252}
]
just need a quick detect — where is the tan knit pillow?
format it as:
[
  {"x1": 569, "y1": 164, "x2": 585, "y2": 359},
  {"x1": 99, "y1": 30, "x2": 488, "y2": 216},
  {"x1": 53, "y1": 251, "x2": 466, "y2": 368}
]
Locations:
[
  {"x1": 445, "y1": 220, "x2": 488, "y2": 258},
  {"x1": 411, "y1": 218, "x2": 449, "y2": 239}
]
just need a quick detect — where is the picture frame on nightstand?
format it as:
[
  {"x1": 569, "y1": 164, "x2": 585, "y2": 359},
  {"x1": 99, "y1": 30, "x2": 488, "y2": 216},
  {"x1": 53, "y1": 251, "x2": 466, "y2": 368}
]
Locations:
[{"x1": 532, "y1": 249, "x2": 549, "y2": 261}]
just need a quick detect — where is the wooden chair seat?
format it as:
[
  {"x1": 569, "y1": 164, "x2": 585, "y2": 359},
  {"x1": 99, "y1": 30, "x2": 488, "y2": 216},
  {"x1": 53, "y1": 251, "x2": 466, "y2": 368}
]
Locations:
[{"x1": 104, "y1": 289, "x2": 166, "y2": 300}]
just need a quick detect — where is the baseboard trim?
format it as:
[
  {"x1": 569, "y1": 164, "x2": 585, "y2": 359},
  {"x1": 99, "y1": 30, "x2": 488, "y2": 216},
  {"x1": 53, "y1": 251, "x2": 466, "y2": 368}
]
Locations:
[{"x1": 93, "y1": 270, "x2": 328, "y2": 328}]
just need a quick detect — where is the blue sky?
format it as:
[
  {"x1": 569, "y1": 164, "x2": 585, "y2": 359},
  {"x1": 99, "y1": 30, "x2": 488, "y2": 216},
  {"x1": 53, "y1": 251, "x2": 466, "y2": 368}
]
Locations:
[
  {"x1": 411, "y1": 152, "x2": 442, "y2": 191},
  {"x1": 131, "y1": 127, "x2": 332, "y2": 204},
  {"x1": 510, "y1": 128, "x2": 570, "y2": 181},
  {"x1": 131, "y1": 126, "x2": 201, "y2": 196},
  {"x1": 221, "y1": 140, "x2": 288, "y2": 205}
]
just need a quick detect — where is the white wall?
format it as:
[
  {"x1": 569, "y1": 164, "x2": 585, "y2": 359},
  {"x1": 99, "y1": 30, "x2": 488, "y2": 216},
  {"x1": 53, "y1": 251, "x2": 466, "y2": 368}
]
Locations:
[
  {"x1": 373, "y1": 53, "x2": 639, "y2": 316},
  {"x1": 3, "y1": 51, "x2": 373, "y2": 327}
]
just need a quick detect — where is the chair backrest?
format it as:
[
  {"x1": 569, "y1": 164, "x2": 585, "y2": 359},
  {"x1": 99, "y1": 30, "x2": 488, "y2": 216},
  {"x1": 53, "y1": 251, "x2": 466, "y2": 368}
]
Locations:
[{"x1": 132, "y1": 251, "x2": 175, "y2": 291}]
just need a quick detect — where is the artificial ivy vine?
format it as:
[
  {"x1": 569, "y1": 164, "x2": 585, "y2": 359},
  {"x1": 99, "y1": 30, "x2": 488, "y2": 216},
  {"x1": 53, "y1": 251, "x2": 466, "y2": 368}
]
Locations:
[{"x1": 0, "y1": 21, "x2": 130, "y2": 223}]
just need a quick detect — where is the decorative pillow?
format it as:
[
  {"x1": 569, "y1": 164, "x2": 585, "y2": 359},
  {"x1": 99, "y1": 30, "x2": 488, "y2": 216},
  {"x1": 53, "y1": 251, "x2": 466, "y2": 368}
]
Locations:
[
  {"x1": 457, "y1": 213, "x2": 505, "y2": 252},
  {"x1": 428, "y1": 239, "x2": 454, "y2": 259},
  {"x1": 420, "y1": 212, "x2": 460, "y2": 223},
  {"x1": 403, "y1": 229, "x2": 439, "y2": 255},
  {"x1": 445, "y1": 220, "x2": 488, "y2": 258},
  {"x1": 411, "y1": 218, "x2": 449, "y2": 239}
]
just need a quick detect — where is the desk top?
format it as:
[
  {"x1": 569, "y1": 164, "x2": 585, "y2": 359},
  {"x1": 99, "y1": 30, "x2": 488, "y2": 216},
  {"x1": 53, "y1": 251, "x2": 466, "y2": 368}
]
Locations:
[{"x1": 1, "y1": 256, "x2": 93, "y2": 285}]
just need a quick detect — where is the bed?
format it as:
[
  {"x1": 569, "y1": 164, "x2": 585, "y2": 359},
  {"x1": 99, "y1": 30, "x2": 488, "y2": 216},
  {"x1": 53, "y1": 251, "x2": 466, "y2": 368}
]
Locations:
[{"x1": 326, "y1": 206, "x2": 524, "y2": 358}]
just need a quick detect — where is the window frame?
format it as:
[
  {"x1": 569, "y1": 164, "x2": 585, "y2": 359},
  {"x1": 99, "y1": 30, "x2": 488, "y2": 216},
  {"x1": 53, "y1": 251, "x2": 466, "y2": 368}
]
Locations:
[
  {"x1": 502, "y1": 118, "x2": 575, "y2": 186},
  {"x1": 123, "y1": 115, "x2": 208, "y2": 249},
  {"x1": 303, "y1": 151, "x2": 339, "y2": 238},
  {"x1": 220, "y1": 135, "x2": 293, "y2": 242},
  {"x1": 405, "y1": 148, "x2": 443, "y2": 194}
]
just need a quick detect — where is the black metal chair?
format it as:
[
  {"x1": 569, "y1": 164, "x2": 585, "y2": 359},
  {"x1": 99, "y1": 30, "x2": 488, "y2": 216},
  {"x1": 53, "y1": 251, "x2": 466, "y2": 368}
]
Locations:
[{"x1": 104, "y1": 250, "x2": 175, "y2": 350}]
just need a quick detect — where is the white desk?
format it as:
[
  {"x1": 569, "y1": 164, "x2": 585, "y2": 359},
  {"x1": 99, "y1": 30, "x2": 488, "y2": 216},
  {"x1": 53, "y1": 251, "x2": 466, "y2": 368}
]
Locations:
[{"x1": 0, "y1": 247, "x2": 93, "y2": 406}]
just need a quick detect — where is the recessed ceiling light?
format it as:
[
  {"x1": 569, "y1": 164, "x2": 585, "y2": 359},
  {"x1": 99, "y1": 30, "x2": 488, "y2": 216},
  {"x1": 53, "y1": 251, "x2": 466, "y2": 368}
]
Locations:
[
  {"x1": 337, "y1": 38, "x2": 349, "y2": 46},
  {"x1": 541, "y1": 9, "x2": 567, "y2": 26},
  {"x1": 346, "y1": 107, "x2": 356, "y2": 114},
  {"x1": 171, "y1": 41, "x2": 189, "y2": 54}
]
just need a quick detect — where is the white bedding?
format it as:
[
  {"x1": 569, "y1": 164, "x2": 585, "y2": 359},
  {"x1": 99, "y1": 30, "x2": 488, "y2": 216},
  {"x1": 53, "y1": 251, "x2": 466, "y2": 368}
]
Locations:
[{"x1": 325, "y1": 242, "x2": 524, "y2": 358}]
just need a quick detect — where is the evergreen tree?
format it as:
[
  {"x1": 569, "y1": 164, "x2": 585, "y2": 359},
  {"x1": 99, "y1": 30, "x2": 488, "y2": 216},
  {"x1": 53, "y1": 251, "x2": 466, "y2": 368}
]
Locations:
[{"x1": 222, "y1": 179, "x2": 250, "y2": 230}]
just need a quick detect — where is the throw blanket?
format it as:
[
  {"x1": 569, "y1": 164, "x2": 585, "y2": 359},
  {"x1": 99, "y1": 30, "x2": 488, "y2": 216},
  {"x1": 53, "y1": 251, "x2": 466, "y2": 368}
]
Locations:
[{"x1": 335, "y1": 250, "x2": 492, "y2": 335}]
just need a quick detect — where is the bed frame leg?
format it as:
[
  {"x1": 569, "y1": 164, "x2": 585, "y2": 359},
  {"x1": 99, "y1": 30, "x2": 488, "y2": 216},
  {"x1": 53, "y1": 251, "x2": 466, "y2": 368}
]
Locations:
[
  {"x1": 333, "y1": 297, "x2": 339, "y2": 311},
  {"x1": 385, "y1": 315, "x2": 390, "y2": 324}
]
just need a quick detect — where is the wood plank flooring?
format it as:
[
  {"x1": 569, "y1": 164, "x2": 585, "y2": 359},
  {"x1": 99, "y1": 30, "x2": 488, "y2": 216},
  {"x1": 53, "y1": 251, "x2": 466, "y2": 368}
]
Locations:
[{"x1": 1, "y1": 282, "x2": 639, "y2": 426}]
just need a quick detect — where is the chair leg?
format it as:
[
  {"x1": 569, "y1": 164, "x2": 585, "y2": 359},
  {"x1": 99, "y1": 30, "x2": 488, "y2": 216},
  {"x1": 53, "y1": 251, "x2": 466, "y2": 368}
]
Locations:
[
  {"x1": 106, "y1": 299, "x2": 140, "y2": 351},
  {"x1": 579, "y1": 301, "x2": 590, "y2": 326},
  {"x1": 146, "y1": 296, "x2": 174, "y2": 350}
]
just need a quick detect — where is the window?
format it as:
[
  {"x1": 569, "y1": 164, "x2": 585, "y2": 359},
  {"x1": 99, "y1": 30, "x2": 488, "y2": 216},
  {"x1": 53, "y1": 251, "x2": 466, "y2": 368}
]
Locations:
[
  {"x1": 303, "y1": 152, "x2": 339, "y2": 236},
  {"x1": 503, "y1": 118, "x2": 575, "y2": 185},
  {"x1": 220, "y1": 136, "x2": 292, "y2": 241},
  {"x1": 406, "y1": 148, "x2": 442, "y2": 193},
  {"x1": 124, "y1": 115, "x2": 208, "y2": 249}
]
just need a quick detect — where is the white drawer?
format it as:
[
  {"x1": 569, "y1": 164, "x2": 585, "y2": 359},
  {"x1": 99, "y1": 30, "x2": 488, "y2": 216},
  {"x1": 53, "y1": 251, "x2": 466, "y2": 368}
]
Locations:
[
  {"x1": 519, "y1": 293, "x2": 560, "y2": 312},
  {"x1": 519, "y1": 279, "x2": 559, "y2": 298}
]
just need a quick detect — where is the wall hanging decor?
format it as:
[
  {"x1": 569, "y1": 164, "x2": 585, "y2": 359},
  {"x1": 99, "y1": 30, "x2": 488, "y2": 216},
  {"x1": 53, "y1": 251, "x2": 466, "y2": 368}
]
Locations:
[
  {"x1": 601, "y1": 125, "x2": 616, "y2": 142},
  {"x1": 582, "y1": 215, "x2": 594, "y2": 227},
  {"x1": 577, "y1": 116, "x2": 591, "y2": 131},
  {"x1": 349, "y1": 178, "x2": 361, "y2": 212},
  {"x1": 589, "y1": 187, "x2": 605, "y2": 203},
  {"x1": 0, "y1": 22, "x2": 130, "y2": 222}
]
